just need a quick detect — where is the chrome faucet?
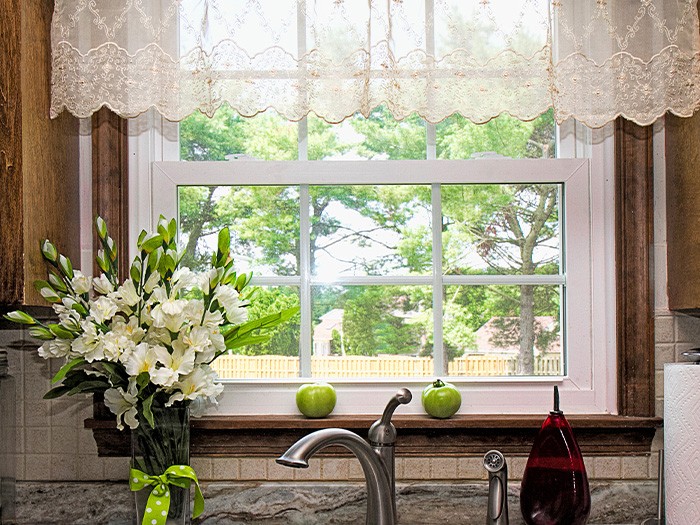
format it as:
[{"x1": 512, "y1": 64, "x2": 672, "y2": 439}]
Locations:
[
  {"x1": 484, "y1": 450, "x2": 509, "y2": 525},
  {"x1": 276, "y1": 388, "x2": 412, "y2": 525}
]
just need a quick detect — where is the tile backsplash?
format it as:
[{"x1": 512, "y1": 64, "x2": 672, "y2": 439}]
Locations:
[{"x1": 2, "y1": 309, "x2": 696, "y2": 483}]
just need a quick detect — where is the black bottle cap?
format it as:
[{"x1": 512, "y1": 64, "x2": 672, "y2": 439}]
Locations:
[{"x1": 551, "y1": 385, "x2": 563, "y2": 415}]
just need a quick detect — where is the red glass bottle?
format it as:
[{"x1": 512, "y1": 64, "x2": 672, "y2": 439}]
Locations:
[{"x1": 520, "y1": 387, "x2": 591, "y2": 525}]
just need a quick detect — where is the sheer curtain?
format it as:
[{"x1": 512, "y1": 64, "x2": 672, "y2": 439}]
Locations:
[{"x1": 50, "y1": 0, "x2": 700, "y2": 126}]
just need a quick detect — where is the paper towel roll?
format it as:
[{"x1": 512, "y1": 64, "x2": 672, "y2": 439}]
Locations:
[{"x1": 664, "y1": 363, "x2": 700, "y2": 525}]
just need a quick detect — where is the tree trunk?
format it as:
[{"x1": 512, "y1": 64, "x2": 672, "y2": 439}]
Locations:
[
  {"x1": 183, "y1": 187, "x2": 217, "y2": 267},
  {"x1": 518, "y1": 284, "x2": 535, "y2": 375}
]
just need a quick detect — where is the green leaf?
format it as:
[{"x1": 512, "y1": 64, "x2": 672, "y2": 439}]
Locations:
[
  {"x1": 168, "y1": 218, "x2": 177, "y2": 242},
  {"x1": 142, "y1": 393, "x2": 156, "y2": 428},
  {"x1": 136, "y1": 371, "x2": 150, "y2": 389},
  {"x1": 130, "y1": 260, "x2": 142, "y2": 283},
  {"x1": 58, "y1": 255, "x2": 74, "y2": 279},
  {"x1": 225, "y1": 334, "x2": 271, "y2": 350},
  {"x1": 28, "y1": 326, "x2": 54, "y2": 340},
  {"x1": 224, "y1": 306, "x2": 300, "y2": 345},
  {"x1": 33, "y1": 281, "x2": 61, "y2": 304},
  {"x1": 43, "y1": 385, "x2": 73, "y2": 400},
  {"x1": 139, "y1": 234, "x2": 163, "y2": 254},
  {"x1": 96, "y1": 250, "x2": 110, "y2": 273},
  {"x1": 40, "y1": 240, "x2": 58, "y2": 263},
  {"x1": 95, "y1": 216, "x2": 108, "y2": 240},
  {"x1": 106, "y1": 237, "x2": 118, "y2": 261},
  {"x1": 51, "y1": 357, "x2": 85, "y2": 384},
  {"x1": 147, "y1": 250, "x2": 161, "y2": 272},
  {"x1": 48, "y1": 324, "x2": 75, "y2": 340},
  {"x1": 66, "y1": 380, "x2": 111, "y2": 396},
  {"x1": 137, "y1": 229, "x2": 148, "y2": 245},
  {"x1": 217, "y1": 227, "x2": 231, "y2": 261},
  {"x1": 3, "y1": 310, "x2": 37, "y2": 325},
  {"x1": 48, "y1": 271, "x2": 68, "y2": 292}
]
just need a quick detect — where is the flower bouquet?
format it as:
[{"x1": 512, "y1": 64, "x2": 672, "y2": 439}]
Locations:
[{"x1": 4, "y1": 216, "x2": 298, "y2": 524}]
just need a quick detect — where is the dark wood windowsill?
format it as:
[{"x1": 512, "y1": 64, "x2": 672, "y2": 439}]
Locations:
[{"x1": 86, "y1": 414, "x2": 662, "y2": 458}]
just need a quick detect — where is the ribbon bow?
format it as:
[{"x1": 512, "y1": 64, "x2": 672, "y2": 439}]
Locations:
[{"x1": 129, "y1": 465, "x2": 204, "y2": 525}]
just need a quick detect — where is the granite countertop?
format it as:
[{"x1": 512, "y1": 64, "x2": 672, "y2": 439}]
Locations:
[{"x1": 11, "y1": 480, "x2": 656, "y2": 524}]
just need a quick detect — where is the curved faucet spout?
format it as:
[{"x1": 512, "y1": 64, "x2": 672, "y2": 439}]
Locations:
[{"x1": 277, "y1": 428, "x2": 395, "y2": 525}]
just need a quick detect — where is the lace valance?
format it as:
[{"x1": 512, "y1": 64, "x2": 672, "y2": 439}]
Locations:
[{"x1": 51, "y1": 0, "x2": 700, "y2": 126}]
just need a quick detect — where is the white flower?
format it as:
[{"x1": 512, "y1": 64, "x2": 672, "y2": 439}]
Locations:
[
  {"x1": 166, "y1": 365, "x2": 223, "y2": 408},
  {"x1": 38, "y1": 338, "x2": 72, "y2": 359},
  {"x1": 151, "y1": 301, "x2": 187, "y2": 333},
  {"x1": 183, "y1": 299, "x2": 204, "y2": 325},
  {"x1": 112, "y1": 279, "x2": 140, "y2": 308},
  {"x1": 151, "y1": 343, "x2": 196, "y2": 387},
  {"x1": 201, "y1": 309, "x2": 224, "y2": 328},
  {"x1": 90, "y1": 296, "x2": 118, "y2": 324},
  {"x1": 102, "y1": 332, "x2": 136, "y2": 363},
  {"x1": 71, "y1": 271, "x2": 91, "y2": 295},
  {"x1": 179, "y1": 326, "x2": 211, "y2": 353},
  {"x1": 103, "y1": 381, "x2": 139, "y2": 430},
  {"x1": 143, "y1": 327, "x2": 173, "y2": 347},
  {"x1": 123, "y1": 342, "x2": 159, "y2": 377},
  {"x1": 92, "y1": 274, "x2": 114, "y2": 295},
  {"x1": 71, "y1": 322, "x2": 104, "y2": 362},
  {"x1": 171, "y1": 268, "x2": 196, "y2": 293},
  {"x1": 198, "y1": 269, "x2": 218, "y2": 294},
  {"x1": 214, "y1": 285, "x2": 249, "y2": 325},
  {"x1": 111, "y1": 318, "x2": 145, "y2": 344},
  {"x1": 143, "y1": 272, "x2": 160, "y2": 294}
]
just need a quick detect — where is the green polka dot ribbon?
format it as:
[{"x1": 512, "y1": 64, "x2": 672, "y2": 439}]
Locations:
[{"x1": 129, "y1": 465, "x2": 204, "y2": 525}]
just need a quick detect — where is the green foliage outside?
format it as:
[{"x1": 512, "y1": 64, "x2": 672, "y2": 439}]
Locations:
[{"x1": 177, "y1": 104, "x2": 560, "y2": 375}]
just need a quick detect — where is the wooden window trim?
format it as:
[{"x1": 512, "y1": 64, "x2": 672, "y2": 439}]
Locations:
[{"x1": 85, "y1": 114, "x2": 660, "y2": 457}]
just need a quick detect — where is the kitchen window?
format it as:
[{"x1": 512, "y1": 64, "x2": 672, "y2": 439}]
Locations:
[{"x1": 128, "y1": 109, "x2": 616, "y2": 415}]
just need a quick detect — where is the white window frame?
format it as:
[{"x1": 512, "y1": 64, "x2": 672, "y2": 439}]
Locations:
[{"x1": 128, "y1": 113, "x2": 616, "y2": 415}]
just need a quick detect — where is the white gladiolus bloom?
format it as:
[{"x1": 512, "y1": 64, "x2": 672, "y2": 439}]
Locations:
[
  {"x1": 71, "y1": 322, "x2": 105, "y2": 362},
  {"x1": 179, "y1": 326, "x2": 211, "y2": 353},
  {"x1": 201, "y1": 309, "x2": 224, "y2": 328},
  {"x1": 198, "y1": 269, "x2": 218, "y2": 294},
  {"x1": 143, "y1": 327, "x2": 172, "y2": 347},
  {"x1": 208, "y1": 328, "x2": 226, "y2": 353},
  {"x1": 111, "y1": 318, "x2": 145, "y2": 343},
  {"x1": 123, "y1": 342, "x2": 160, "y2": 377},
  {"x1": 225, "y1": 304, "x2": 248, "y2": 326},
  {"x1": 150, "y1": 302, "x2": 187, "y2": 333},
  {"x1": 214, "y1": 285, "x2": 241, "y2": 312},
  {"x1": 90, "y1": 296, "x2": 118, "y2": 324},
  {"x1": 183, "y1": 299, "x2": 204, "y2": 325},
  {"x1": 38, "y1": 338, "x2": 72, "y2": 359},
  {"x1": 92, "y1": 274, "x2": 114, "y2": 295},
  {"x1": 114, "y1": 279, "x2": 140, "y2": 307},
  {"x1": 171, "y1": 268, "x2": 196, "y2": 292},
  {"x1": 166, "y1": 365, "x2": 223, "y2": 407},
  {"x1": 71, "y1": 271, "x2": 91, "y2": 294},
  {"x1": 151, "y1": 342, "x2": 196, "y2": 387},
  {"x1": 103, "y1": 381, "x2": 139, "y2": 430},
  {"x1": 143, "y1": 271, "x2": 160, "y2": 293},
  {"x1": 102, "y1": 332, "x2": 136, "y2": 363}
]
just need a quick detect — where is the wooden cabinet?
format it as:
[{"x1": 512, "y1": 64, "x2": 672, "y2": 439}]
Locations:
[
  {"x1": 666, "y1": 113, "x2": 700, "y2": 314},
  {"x1": 0, "y1": 0, "x2": 80, "y2": 306}
]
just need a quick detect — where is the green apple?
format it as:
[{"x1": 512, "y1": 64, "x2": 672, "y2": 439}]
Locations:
[{"x1": 296, "y1": 382, "x2": 337, "y2": 418}]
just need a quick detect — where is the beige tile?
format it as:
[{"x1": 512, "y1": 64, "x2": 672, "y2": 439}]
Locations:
[
  {"x1": 348, "y1": 457, "x2": 364, "y2": 480},
  {"x1": 654, "y1": 315, "x2": 674, "y2": 343},
  {"x1": 77, "y1": 454, "x2": 104, "y2": 480},
  {"x1": 50, "y1": 425, "x2": 78, "y2": 454},
  {"x1": 78, "y1": 427, "x2": 99, "y2": 455},
  {"x1": 321, "y1": 458, "x2": 350, "y2": 480},
  {"x1": 267, "y1": 458, "x2": 295, "y2": 481},
  {"x1": 675, "y1": 343, "x2": 700, "y2": 363},
  {"x1": 50, "y1": 398, "x2": 81, "y2": 427},
  {"x1": 458, "y1": 457, "x2": 487, "y2": 480},
  {"x1": 648, "y1": 451, "x2": 661, "y2": 479},
  {"x1": 622, "y1": 456, "x2": 650, "y2": 480},
  {"x1": 211, "y1": 458, "x2": 240, "y2": 480},
  {"x1": 240, "y1": 458, "x2": 267, "y2": 480},
  {"x1": 655, "y1": 371, "x2": 664, "y2": 398},
  {"x1": 402, "y1": 458, "x2": 431, "y2": 480},
  {"x1": 14, "y1": 454, "x2": 25, "y2": 481},
  {"x1": 592, "y1": 456, "x2": 621, "y2": 479},
  {"x1": 655, "y1": 344, "x2": 675, "y2": 369},
  {"x1": 190, "y1": 457, "x2": 213, "y2": 480},
  {"x1": 656, "y1": 398, "x2": 664, "y2": 418},
  {"x1": 15, "y1": 425, "x2": 24, "y2": 454},
  {"x1": 25, "y1": 427, "x2": 51, "y2": 454},
  {"x1": 102, "y1": 457, "x2": 130, "y2": 481},
  {"x1": 430, "y1": 458, "x2": 457, "y2": 480},
  {"x1": 24, "y1": 454, "x2": 51, "y2": 481},
  {"x1": 24, "y1": 401, "x2": 50, "y2": 427},
  {"x1": 50, "y1": 454, "x2": 79, "y2": 480},
  {"x1": 509, "y1": 456, "x2": 528, "y2": 481},
  {"x1": 393, "y1": 457, "x2": 404, "y2": 480},
  {"x1": 675, "y1": 314, "x2": 700, "y2": 343},
  {"x1": 292, "y1": 458, "x2": 321, "y2": 481}
]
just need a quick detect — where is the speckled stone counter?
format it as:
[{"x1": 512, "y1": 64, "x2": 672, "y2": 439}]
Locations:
[{"x1": 12, "y1": 481, "x2": 656, "y2": 524}]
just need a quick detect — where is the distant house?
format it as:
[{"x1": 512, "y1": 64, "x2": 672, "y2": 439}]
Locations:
[
  {"x1": 313, "y1": 309, "x2": 344, "y2": 356},
  {"x1": 473, "y1": 316, "x2": 560, "y2": 354}
]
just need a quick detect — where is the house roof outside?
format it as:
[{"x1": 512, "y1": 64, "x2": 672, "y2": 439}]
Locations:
[{"x1": 473, "y1": 315, "x2": 560, "y2": 354}]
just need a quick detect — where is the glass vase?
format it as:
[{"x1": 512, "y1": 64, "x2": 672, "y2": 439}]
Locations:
[
  {"x1": 520, "y1": 391, "x2": 590, "y2": 525},
  {"x1": 131, "y1": 405, "x2": 191, "y2": 525}
]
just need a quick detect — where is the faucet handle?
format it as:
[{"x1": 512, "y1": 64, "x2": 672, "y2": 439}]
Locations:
[{"x1": 368, "y1": 388, "x2": 412, "y2": 446}]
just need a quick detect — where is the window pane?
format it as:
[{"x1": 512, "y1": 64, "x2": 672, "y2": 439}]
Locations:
[
  {"x1": 442, "y1": 184, "x2": 560, "y2": 275},
  {"x1": 311, "y1": 185, "x2": 432, "y2": 278},
  {"x1": 179, "y1": 106, "x2": 298, "y2": 161},
  {"x1": 311, "y1": 285, "x2": 433, "y2": 378},
  {"x1": 436, "y1": 110, "x2": 556, "y2": 160},
  {"x1": 444, "y1": 284, "x2": 562, "y2": 377},
  {"x1": 210, "y1": 286, "x2": 301, "y2": 379},
  {"x1": 308, "y1": 106, "x2": 427, "y2": 160},
  {"x1": 178, "y1": 185, "x2": 300, "y2": 275}
]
